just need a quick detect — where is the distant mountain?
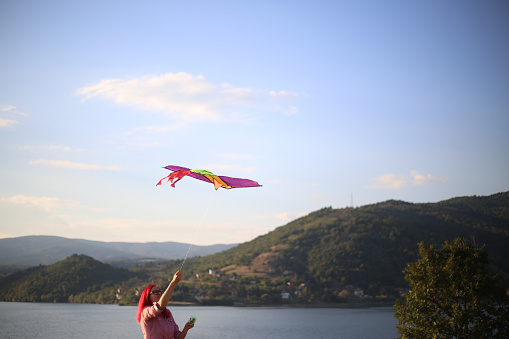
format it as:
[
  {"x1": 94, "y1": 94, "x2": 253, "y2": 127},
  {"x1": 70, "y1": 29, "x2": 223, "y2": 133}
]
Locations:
[
  {"x1": 0, "y1": 254, "x2": 137, "y2": 302},
  {"x1": 0, "y1": 235, "x2": 237, "y2": 267}
]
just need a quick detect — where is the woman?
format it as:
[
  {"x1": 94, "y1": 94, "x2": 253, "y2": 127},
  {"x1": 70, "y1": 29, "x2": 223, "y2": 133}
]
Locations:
[{"x1": 136, "y1": 270, "x2": 195, "y2": 339}]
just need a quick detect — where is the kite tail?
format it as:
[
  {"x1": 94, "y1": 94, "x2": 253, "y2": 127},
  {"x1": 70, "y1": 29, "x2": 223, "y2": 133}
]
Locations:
[
  {"x1": 156, "y1": 170, "x2": 191, "y2": 187},
  {"x1": 156, "y1": 174, "x2": 172, "y2": 186},
  {"x1": 170, "y1": 176, "x2": 185, "y2": 188}
]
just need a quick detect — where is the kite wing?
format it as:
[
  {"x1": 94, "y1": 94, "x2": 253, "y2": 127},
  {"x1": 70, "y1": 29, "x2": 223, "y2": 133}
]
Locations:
[{"x1": 157, "y1": 165, "x2": 262, "y2": 190}]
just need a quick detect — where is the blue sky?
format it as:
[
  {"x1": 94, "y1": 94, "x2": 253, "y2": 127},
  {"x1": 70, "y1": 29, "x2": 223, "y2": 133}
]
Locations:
[{"x1": 1, "y1": 1, "x2": 508, "y2": 245}]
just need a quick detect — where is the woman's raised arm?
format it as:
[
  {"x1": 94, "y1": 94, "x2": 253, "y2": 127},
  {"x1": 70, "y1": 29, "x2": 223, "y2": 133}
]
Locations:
[{"x1": 157, "y1": 270, "x2": 182, "y2": 310}]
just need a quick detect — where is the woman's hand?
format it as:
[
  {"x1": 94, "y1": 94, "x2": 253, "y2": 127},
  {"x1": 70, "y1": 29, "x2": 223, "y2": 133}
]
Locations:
[
  {"x1": 158, "y1": 271, "x2": 183, "y2": 310},
  {"x1": 178, "y1": 319, "x2": 195, "y2": 339},
  {"x1": 170, "y1": 270, "x2": 183, "y2": 285},
  {"x1": 183, "y1": 319, "x2": 195, "y2": 331}
]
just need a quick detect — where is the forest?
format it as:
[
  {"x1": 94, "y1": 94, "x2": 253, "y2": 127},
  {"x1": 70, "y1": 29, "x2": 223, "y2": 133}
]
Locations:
[{"x1": 1, "y1": 192, "x2": 508, "y2": 305}]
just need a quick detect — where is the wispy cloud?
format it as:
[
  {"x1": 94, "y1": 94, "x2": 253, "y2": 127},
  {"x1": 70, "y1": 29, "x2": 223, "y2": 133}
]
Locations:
[
  {"x1": 76, "y1": 72, "x2": 300, "y2": 123},
  {"x1": 368, "y1": 174, "x2": 409, "y2": 189},
  {"x1": 410, "y1": 170, "x2": 449, "y2": 186},
  {"x1": 29, "y1": 159, "x2": 121, "y2": 171},
  {"x1": 1, "y1": 195, "x2": 83, "y2": 212},
  {"x1": 22, "y1": 145, "x2": 83, "y2": 152},
  {"x1": 0, "y1": 105, "x2": 25, "y2": 128},
  {"x1": 368, "y1": 170, "x2": 449, "y2": 189},
  {"x1": 0, "y1": 117, "x2": 18, "y2": 128},
  {"x1": 269, "y1": 90, "x2": 299, "y2": 99},
  {"x1": 1, "y1": 105, "x2": 17, "y2": 112}
]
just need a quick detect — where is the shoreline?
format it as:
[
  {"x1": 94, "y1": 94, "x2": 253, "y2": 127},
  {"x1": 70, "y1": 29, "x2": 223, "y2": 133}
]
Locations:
[
  {"x1": 167, "y1": 301, "x2": 396, "y2": 308},
  {"x1": 0, "y1": 300, "x2": 396, "y2": 309}
]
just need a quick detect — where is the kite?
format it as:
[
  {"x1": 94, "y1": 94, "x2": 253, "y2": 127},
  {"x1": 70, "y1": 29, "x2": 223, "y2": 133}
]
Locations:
[{"x1": 157, "y1": 165, "x2": 262, "y2": 190}]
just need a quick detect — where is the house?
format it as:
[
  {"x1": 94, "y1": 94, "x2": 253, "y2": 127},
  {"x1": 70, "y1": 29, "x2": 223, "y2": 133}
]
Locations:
[
  {"x1": 353, "y1": 288, "x2": 364, "y2": 298},
  {"x1": 281, "y1": 292, "x2": 291, "y2": 299}
]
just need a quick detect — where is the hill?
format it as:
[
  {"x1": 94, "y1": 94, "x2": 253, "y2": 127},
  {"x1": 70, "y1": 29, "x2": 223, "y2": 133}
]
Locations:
[
  {"x1": 0, "y1": 254, "x2": 139, "y2": 303},
  {"x1": 157, "y1": 191, "x2": 509, "y2": 303},
  {"x1": 0, "y1": 235, "x2": 237, "y2": 269}
]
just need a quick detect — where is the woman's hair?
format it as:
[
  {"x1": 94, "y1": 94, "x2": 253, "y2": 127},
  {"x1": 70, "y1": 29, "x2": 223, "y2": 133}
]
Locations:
[
  {"x1": 137, "y1": 284, "x2": 155, "y2": 323},
  {"x1": 137, "y1": 284, "x2": 170, "y2": 323}
]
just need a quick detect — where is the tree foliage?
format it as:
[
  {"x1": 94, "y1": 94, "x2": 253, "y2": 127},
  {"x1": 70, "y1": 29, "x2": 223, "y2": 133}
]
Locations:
[
  {"x1": 0, "y1": 254, "x2": 137, "y2": 303},
  {"x1": 395, "y1": 238, "x2": 509, "y2": 338}
]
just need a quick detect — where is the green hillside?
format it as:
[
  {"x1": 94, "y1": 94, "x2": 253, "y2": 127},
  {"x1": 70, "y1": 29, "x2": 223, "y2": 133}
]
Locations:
[
  {"x1": 157, "y1": 192, "x2": 509, "y2": 303},
  {"x1": 0, "y1": 254, "x2": 138, "y2": 303}
]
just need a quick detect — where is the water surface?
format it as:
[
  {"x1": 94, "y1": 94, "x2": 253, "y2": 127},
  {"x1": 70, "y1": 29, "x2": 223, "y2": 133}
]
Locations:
[{"x1": 0, "y1": 302, "x2": 398, "y2": 338}]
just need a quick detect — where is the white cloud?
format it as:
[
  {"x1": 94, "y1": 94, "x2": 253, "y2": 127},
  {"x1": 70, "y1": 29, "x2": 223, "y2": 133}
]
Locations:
[
  {"x1": 76, "y1": 72, "x2": 300, "y2": 123},
  {"x1": 269, "y1": 90, "x2": 299, "y2": 99},
  {"x1": 0, "y1": 117, "x2": 18, "y2": 128},
  {"x1": 411, "y1": 170, "x2": 449, "y2": 185},
  {"x1": 77, "y1": 73, "x2": 219, "y2": 121},
  {"x1": 0, "y1": 105, "x2": 27, "y2": 128},
  {"x1": 22, "y1": 145, "x2": 82, "y2": 152},
  {"x1": 1, "y1": 105, "x2": 16, "y2": 111},
  {"x1": 46, "y1": 146, "x2": 72, "y2": 152},
  {"x1": 368, "y1": 170, "x2": 449, "y2": 189},
  {"x1": 1, "y1": 195, "x2": 82, "y2": 212},
  {"x1": 268, "y1": 91, "x2": 299, "y2": 115},
  {"x1": 368, "y1": 174, "x2": 409, "y2": 189},
  {"x1": 29, "y1": 159, "x2": 121, "y2": 171}
]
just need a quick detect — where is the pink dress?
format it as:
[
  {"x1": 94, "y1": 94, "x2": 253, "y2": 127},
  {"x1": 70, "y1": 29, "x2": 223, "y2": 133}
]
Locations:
[{"x1": 140, "y1": 302, "x2": 181, "y2": 339}]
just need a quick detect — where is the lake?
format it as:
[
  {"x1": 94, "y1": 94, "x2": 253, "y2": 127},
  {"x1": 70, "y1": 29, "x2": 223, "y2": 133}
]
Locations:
[{"x1": 0, "y1": 302, "x2": 398, "y2": 338}]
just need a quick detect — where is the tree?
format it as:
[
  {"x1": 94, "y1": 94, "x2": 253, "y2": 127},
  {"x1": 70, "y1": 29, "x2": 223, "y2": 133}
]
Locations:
[{"x1": 394, "y1": 238, "x2": 509, "y2": 338}]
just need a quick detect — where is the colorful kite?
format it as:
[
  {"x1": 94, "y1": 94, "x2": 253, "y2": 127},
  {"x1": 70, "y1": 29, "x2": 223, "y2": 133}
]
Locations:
[{"x1": 157, "y1": 165, "x2": 262, "y2": 190}]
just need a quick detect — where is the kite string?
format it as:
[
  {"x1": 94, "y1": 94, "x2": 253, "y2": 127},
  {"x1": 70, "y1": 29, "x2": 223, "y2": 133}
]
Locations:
[
  {"x1": 179, "y1": 193, "x2": 215, "y2": 271},
  {"x1": 178, "y1": 193, "x2": 214, "y2": 303}
]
